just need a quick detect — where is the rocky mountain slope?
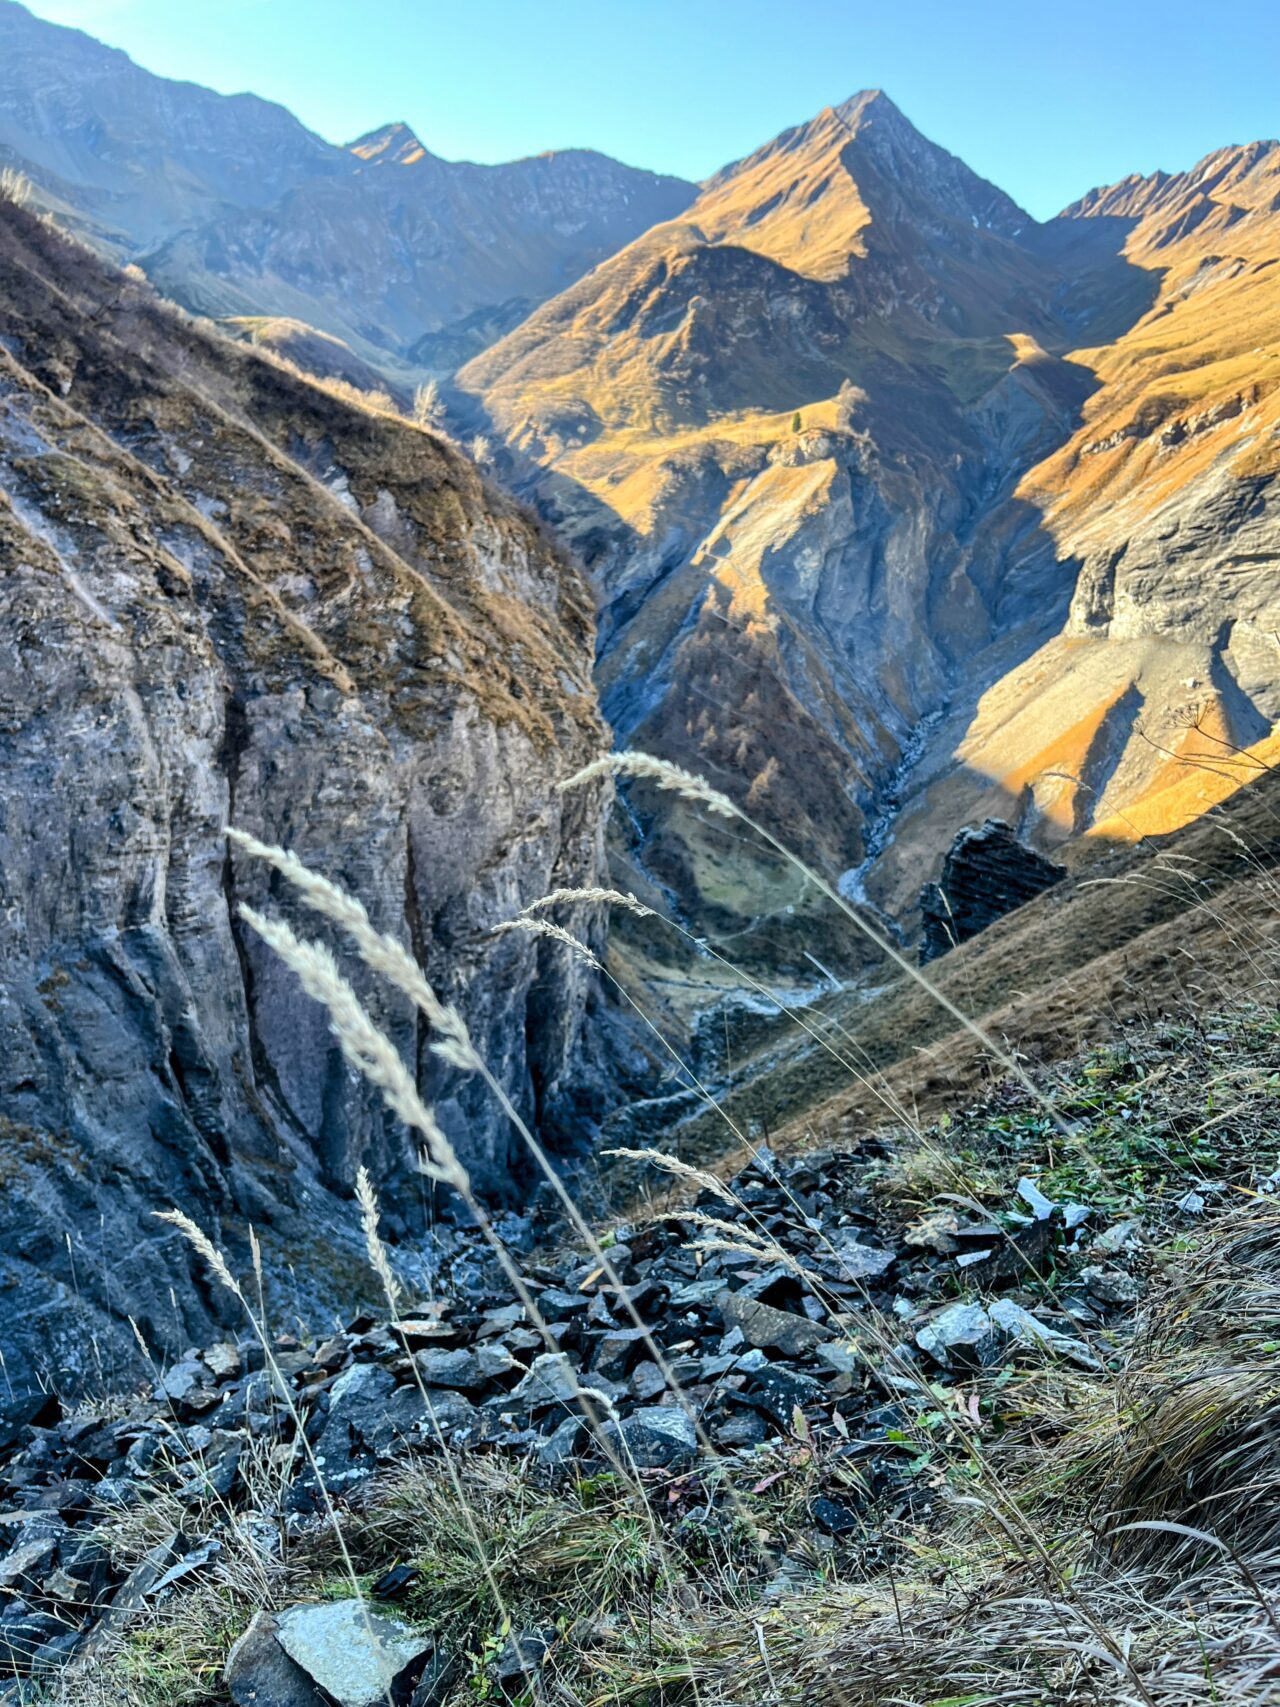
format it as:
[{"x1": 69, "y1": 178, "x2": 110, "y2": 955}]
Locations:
[
  {"x1": 460, "y1": 93, "x2": 1280, "y2": 957},
  {"x1": 0, "y1": 2, "x2": 694, "y2": 374},
  {"x1": 145, "y1": 122, "x2": 696, "y2": 375},
  {"x1": 9, "y1": 999, "x2": 1279, "y2": 1702},
  {"x1": 875, "y1": 139, "x2": 1280, "y2": 911},
  {"x1": 0, "y1": 200, "x2": 610, "y2": 1405},
  {"x1": 0, "y1": 0, "x2": 341, "y2": 250}
]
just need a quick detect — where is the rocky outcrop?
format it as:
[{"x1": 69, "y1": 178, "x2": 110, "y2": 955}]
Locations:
[
  {"x1": 0, "y1": 203, "x2": 610, "y2": 1410},
  {"x1": 919, "y1": 821, "x2": 1066, "y2": 961}
]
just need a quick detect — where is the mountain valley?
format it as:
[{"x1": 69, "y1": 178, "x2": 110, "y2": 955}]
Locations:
[
  {"x1": 0, "y1": 5, "x2": 1279, "y2": 1405},
  {"x1": 459, "y1": 93, "x2": 1280, "y2": 967}
]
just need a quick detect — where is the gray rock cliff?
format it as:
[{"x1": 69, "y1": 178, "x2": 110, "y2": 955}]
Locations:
[{"x1": 0, "y1": 202, "x2": 610, "y2": 1404}]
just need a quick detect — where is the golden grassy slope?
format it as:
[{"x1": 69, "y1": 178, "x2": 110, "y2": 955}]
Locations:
[
  {"x1": 925, "y1": 142, "x2": 1280, "y2": 862},
  {"x1": 1028, "y1": 142, "x2": 1280, "y2": 523}
]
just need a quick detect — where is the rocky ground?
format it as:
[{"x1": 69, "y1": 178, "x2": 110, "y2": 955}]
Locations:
[{"x1": 2, "y1": 1008, "x2": 1277, "y2": 1704}]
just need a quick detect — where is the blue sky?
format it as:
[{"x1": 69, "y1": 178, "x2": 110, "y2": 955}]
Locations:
[{"x1": 25, "y1": 0, "x2": 1280, "y2": 218}]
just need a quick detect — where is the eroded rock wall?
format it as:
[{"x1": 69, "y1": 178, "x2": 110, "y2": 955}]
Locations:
[{"x1": 0, "y1": 205, "x2": 609, "y2": 1399}]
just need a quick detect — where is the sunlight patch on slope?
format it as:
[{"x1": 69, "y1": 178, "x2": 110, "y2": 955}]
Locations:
[{"x1": 692, "y1": 459, "x2": 837, "y2": 629}]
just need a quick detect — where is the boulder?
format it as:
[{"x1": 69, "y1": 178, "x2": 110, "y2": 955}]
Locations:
[
  {"x1": 273, "y1": 1601, "x2": 433, "y2": 1707},
  {"x1": 920, "y1": 821, "x2": 1065, "y2": 960},
  {"x1": 225, "y1": 1610, "x2": 325, "y2": 1706}
]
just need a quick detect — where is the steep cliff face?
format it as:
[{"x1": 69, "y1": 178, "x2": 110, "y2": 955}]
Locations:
[{"x1": 0, "y1": 203, "x2": 609, "y2": 1399}]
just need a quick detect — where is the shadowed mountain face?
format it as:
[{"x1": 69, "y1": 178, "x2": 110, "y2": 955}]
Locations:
[
  {"x1": 0, "y1": 0, "x2": 342, "y2": 247},
  {"x1": 461, "y1": 94, "x2": 1280, "y2": 961},
  {"x1": 0, "y1": 201, "x2": 610, "y2": 1399},
  {"x1": 0, "y1": 2, "x2": 696, "y2": 372},
  {"x1": 145, "y1": 125, "x2": 697, "y2": 372}
]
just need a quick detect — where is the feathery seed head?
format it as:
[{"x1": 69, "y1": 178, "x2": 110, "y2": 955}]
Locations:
[
  {"x1": 678, "y1": 1210, "x2": 774, "y2": 1249},
  {"x1": 558, "y1": 751, "x2": 736, "y2": 818},
  {"x1": 491, "y1": 915, "x2": 600, "y2": 969},
  {"x1": 604, "y1": 1147, "x2": 737, "y2": 1206},
  {"x1": 521, "y1": 886, "x2": 654, "y2": 918},
  {"x1": 154, "y1": 1210, "x2": 245, "y2": 1301},
  {"x1": 355, "y1": 1165, "x2": 402, "y2": 1309},
  {"x1": 238, "y1": 904, "x2": 469, "y2": 1192},
  {"x1": 226, "y1": 826, "x2": 475, "y2": 1057}
]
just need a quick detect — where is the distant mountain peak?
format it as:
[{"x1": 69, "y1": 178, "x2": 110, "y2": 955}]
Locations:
[
  {"x1": 691, "y1": 86, "x2": 1030, "y2": 282},
  {"x1": 832, "y1": 88, "x2": 901, "y2": 127},
  {"x1": 1060, "y1": 137, "x2": 1280, "y2": 230},
  {"x1": 348, "y1": 121, "x2": 433, "y2": 166}
]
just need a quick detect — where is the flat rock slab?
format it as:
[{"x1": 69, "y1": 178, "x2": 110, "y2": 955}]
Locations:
[
  {"x1": 225, "y1": 1610, "x2": 324, "y2": 1706},
  {"x1": 718, "y1": 1289, "x2": 831, "y2": 1357},
  {"x1": 275, "y1": 1599, "x2": 433, "y2": 1707}
]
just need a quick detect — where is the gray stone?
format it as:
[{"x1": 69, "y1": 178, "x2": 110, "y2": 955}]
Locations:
[
  {"x1": 667, "y1": 1277, "x2": 727, "y2": 1308},
  {"x1": 536, "y1": 1288, "x2": 591, "y2": 1321},
  {"x1": 1094, "y1": 1221, "x2": 1144, "y2": 1255},
  {"x1": 1017, "y1": 1177, "x2": 1057, "y2": 1220},
  {"x1": 414, "y1": 1344, "x2": 515, "y2": 1389},
  {"x1": 604, "y1": 1406, "x2": 698, "y2": 1470},
  {"x1": 826, "y1": 1231, "x2": 894, "y2": 1281},
  {"x1": 816, "y1": 1339, "x2": 862, "y2": 1380},
  {"x1": 0, "y1": 1534, "x2": 60, "y2": 1592},
  {"x1": 311, "y1": 1366, "x2": 464, "y2": 1484},
  {"x1": 590, "y1": 1327, "x2": 648, "y2": 1381},
  {"x1": 713, "y1": 1410, "x2": 768, "y2": 1448},
  {"x1": 1080, "y1": 1266, "x2": 1141, "y2": 1306},
  {"x1": 157, "y1": 1359, "x2": 207, "y2": 1404},
  {"x1": 921, "y1": 822, "x2": 1066, "y2": 961},
  {"x1": 510, "y1": 1353, "x2": 621, "y2": 1409},
  {"x1": 740, "y1": 1365, "x2": 825, "y2": 1427},
  {"x1": 628, "y1": 1360, "x2": 666, "y2": 1402},
  {"x1": 915, "y1": 1302, "x2": 998, "y2": 1368},
  {"x1": 274, "y1": 1600, "x2": 433, "y2": 1707},
  {"x1": 534, "y1": 1416, "x2": 587, "y2": 1468},
  {"x1": 988, "y1": 1300, "x2": 1101, "y2": 1370},
  {"x1": 717, "y1": 1289, "x2": 831, "y2": 1357},
  {"x1": 205, "y1": 1342, "x2": 244, "y2": 1381},
  {"x1": 492, "y1": 1627, "x2": 553, "y2": 1692},
  {"x1": 225, "y1": 1610, "x2": 324, "y2": 1706}
]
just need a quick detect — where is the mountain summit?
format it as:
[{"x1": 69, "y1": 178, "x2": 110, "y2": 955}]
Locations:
[
  {"x1": 461, "y1": 94, "x2": 1280, "y2": 955},
  {"x1": 691, "y1": 90, "x2": 1029, "y2": 280},
  {"x1": 348, "y1": 120, "x2": 436, "y2": 166}
]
